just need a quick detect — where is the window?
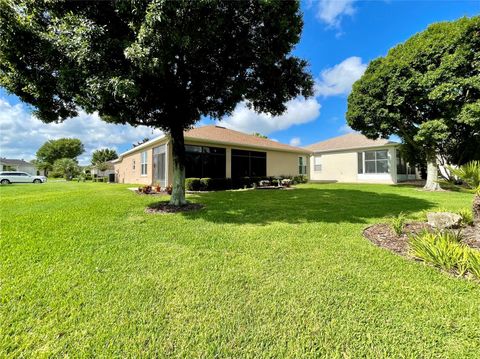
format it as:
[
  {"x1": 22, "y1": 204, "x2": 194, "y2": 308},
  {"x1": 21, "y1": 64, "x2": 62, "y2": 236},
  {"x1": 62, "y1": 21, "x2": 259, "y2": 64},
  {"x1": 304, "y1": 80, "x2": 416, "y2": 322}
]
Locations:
[
  {"x1": 298, "y1": 156, "x2": 307, "y2": 175},
  {"x1": 132, "y1": 159, "x2": 136, "y2": 171},
  {"x1": 358, "y1": 150, "x2": 389, "y2": 174},
  {"x1": 141, "y1": 151, "x2": 148, "y2": 175},
  {"x1": 231, "y1": 149, "x2": 266, "y2": 178},
  {"x1": 314, "y1": 156, "x2": 322, "y2": 172},
  {"x1": 185, "y1": 145, "x2": 226, "y2": 178}
]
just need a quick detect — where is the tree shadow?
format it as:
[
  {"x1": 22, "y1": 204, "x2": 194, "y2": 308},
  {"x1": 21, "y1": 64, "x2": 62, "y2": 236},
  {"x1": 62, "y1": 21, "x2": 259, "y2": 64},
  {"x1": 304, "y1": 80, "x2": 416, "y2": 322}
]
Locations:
[{"x1": 178, "y1": 187, "x2": 436, "y2": 225}]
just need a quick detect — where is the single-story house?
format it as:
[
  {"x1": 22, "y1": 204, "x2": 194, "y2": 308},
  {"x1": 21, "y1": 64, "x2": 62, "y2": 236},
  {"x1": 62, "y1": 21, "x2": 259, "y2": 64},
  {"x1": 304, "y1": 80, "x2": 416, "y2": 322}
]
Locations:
[
  {"x1": 0, "y1": 158, "x2": 39, "y2": 175},
  {"x1": 305, "y1": 133, "x2": 418, "y2": 184},
  {"x1": 90, "y1": 161, "x2": 115, "y2": 178},
  {"x1": 112, "y1": 125, "x2": 311, "y2": 186}
]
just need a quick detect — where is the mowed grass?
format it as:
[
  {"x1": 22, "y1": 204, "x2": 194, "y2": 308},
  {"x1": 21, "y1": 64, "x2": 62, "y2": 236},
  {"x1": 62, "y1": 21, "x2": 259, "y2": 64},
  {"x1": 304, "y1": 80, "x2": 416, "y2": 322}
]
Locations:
[{"x1": 1, "y1": 182, "x2": 479, "y2": 357}]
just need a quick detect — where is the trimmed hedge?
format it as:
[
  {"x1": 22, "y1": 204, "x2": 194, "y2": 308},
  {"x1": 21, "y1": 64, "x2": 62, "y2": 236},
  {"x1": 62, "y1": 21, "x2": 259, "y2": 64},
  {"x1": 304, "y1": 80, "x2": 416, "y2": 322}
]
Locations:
[
  {"x1": 185, "y1": 175, "x2": 306, "y2": 191},
  {"x1": 185, "y1": 178, "x2": 202, "y2": 191}
]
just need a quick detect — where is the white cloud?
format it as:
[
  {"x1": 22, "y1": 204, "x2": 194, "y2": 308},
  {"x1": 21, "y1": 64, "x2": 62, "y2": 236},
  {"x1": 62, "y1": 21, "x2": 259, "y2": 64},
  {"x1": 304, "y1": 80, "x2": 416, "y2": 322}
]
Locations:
[
  {"x1": 315, "y1": 0, "x2": 357, "y2": 28},
  {"x1": 219, "y1": 97, "x2": 321, "y2": 136},
  {"x1": 0, "y1": 98, "x2": 162, "y2": 165},
  {"x1": 338, "y1": 124, "x2": 355, "y2": 134},
  {"x1": 289, "y1": 137, "x2": 301, "y2": 146},
  {"x1": 315, "y1": 56, "x2": 367, "y2": 97}
]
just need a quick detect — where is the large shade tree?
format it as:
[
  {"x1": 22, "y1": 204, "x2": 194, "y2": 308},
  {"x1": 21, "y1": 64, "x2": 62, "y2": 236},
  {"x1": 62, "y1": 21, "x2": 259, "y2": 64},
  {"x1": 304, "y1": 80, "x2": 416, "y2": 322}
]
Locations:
[
  {"x1": 346, "y1": 16, "x2": 480, "y2": 190},
  {"x1": 0, "y1": 0, "x2": 313, "y2": 205},
  {"x1": 35, "y1": 138, "x2": 85, "y2": 174}
]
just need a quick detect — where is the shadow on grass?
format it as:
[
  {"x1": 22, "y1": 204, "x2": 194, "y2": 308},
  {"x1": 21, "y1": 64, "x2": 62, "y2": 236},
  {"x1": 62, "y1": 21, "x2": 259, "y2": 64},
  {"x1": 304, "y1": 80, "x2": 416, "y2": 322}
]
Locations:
[{"x1": 174, "y1": 187, "x2": 435, "y2": 225}]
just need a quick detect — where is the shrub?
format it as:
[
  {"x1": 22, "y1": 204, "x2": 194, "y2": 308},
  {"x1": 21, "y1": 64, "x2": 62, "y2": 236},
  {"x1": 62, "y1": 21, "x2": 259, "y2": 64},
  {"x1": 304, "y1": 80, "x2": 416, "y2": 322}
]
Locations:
[
  {"x1": 390, "y1": 212, "x2": 407, "y2": 236},
  {"x1": 292, "y1": 175, "x2": 307, "y2": 184},
  {"x1": 209, "y1": 178, "x2": 231, "y2": 191},
  {"x1": 457, "y1": 208, "x2": 474, "y2": 226},
  {"x1": 138, "y1": 185, "x2": 152, "y2": 194},
  {"x1": 185, "y1": 178, "x2": 201, "y2": 191},
  {"x1": 409, "y1": 231, "x2": 467, "y2": 273},
  {"x1": 200, "y1": 178, "x2": 212, "y2": 191},
  {"x1": 467, "y1": 251, "x2": 480, "y2": 278},
  {"x1": 448, "y1": 161, "x2": 480, "y2": 189},
  {"x1": 232, "y1": 177, "x2": 252, "y2": 189}
]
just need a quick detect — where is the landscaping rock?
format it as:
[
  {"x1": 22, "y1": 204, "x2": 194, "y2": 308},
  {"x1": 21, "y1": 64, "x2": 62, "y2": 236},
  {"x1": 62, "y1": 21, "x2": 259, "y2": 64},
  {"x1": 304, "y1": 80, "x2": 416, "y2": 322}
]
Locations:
[{"x1": 427, "y1": 212, "x2": 462, "y2": 229}]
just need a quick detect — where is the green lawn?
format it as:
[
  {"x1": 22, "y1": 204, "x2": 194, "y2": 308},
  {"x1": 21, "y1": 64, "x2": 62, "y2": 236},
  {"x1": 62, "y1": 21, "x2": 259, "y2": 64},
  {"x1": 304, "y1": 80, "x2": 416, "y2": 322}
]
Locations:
[{"x1": 1, "y1": 182, "x2": 479, "y2": 357}]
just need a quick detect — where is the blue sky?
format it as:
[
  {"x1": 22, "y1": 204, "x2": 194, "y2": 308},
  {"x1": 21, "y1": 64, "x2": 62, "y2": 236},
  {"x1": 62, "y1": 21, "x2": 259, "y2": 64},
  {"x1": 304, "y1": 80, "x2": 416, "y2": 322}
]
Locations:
[{"x1": 1, "y1": 0, "x2": 478, "y2": 164}]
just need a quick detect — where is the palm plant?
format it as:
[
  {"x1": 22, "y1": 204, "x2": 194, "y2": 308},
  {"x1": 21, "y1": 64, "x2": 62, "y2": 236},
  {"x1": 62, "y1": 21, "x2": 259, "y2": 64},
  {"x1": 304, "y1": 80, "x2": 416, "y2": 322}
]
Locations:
[{"x1": 449, "y1": 161, "x2": 480, "y2": 223}]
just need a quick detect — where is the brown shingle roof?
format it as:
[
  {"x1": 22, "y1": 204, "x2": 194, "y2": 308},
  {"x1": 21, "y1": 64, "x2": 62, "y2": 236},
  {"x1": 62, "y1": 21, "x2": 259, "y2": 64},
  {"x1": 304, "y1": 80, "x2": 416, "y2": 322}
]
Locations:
[
  {"x1": 304, "y1": 133, "x2": 398, "y2": 152},
  {"x1": 184, "y1": 126, "x2": 310, "y2": 153}
]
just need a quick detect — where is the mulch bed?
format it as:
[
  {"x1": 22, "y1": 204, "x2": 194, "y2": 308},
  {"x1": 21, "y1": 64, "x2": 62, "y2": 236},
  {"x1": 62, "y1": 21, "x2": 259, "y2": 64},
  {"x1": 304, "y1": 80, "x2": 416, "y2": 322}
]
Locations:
[
  {"x1": 363, "y1": 222, "x2": 432, "y2": 256},
  {"x1": 364, "y1": 221, "x2": 480, "y2": 255},
  {"x1": 145, "y1": 202, "x2": 204, "y2": 214}
]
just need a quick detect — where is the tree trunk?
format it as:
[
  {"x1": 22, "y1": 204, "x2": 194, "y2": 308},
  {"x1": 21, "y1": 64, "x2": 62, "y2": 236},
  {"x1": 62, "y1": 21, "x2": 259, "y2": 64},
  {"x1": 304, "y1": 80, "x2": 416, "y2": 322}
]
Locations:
[
  {"x1": 169, "y1": 126, "x2": 187, "y2": 206},
  {"x1": 423, "y1": 155, "x2": 442, "y2": 191}
]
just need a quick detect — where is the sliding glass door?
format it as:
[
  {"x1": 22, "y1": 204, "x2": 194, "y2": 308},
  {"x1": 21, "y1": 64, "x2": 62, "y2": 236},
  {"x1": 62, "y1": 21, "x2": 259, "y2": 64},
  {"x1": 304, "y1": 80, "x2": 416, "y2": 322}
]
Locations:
[{"x1": 153, "y1": 145, "x2": 166, "y2": 187}]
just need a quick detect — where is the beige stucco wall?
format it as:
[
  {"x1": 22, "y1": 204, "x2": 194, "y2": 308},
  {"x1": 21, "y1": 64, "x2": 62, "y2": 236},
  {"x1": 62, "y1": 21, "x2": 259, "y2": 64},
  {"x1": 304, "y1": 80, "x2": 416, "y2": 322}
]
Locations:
[
  {"x1": 114, "y1": 149, "x2": 152, "y2": 185},
  {"x1": 114, "y1": 138, "x2": 169, "y2": 185},
  {"x1": 267, "y1": 150, "x2": 306, "y2": 177},
  {"x1": 309, "y1": 146, "x2": 397, "y2": 184},
  {"x1": 114, "y1": 138, "x2": 308, "y2": 185}
]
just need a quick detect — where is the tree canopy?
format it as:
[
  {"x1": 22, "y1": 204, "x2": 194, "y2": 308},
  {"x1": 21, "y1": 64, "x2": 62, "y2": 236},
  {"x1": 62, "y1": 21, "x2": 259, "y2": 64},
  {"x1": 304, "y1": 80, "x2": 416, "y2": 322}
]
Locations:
[
  {"x1": 91, "y1": 148, "x2": 118, "y2": 166},
  {"x1": 0, "y1": 0, "x2": 313, "y2": 204},
  {"x1": 35, "y1": 138, "x2": 84, "y2": 173},
  {"x1": 346, "y1": 16, "x2": 480, "y2": 190}
]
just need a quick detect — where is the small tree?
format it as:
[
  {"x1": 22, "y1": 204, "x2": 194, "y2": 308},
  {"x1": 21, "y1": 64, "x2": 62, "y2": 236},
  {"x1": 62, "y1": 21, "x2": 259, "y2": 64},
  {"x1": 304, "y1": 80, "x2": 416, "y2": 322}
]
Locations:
[
  {"x1": 347, "y1": 16, "x2": 480, "y2": 191},
  {"x1": 0, "y1": 1, "x2": 313, "y2": 205},
  {"x1": 53, "y1": 158, "x2": 80, "y2": 180},
  {"x1": 35, "y1": 138, "x2": 84, "y2": 175},
  {"x1": 91, "y1": 148, "x2": 118, "y2": 166}
]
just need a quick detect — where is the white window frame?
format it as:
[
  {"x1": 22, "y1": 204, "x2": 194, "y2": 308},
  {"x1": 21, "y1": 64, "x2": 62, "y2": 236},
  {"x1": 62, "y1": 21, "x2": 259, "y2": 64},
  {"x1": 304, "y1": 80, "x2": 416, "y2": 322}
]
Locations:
[
  {"x1": 141, "y1": 151, "x2": 148, "y2": 176},
  {"x1": 314, "y1": 155, "x2": 322, "y2": 172},
  {"x1": 357, "y1": 150, "x2": 389, "y2": 175}
]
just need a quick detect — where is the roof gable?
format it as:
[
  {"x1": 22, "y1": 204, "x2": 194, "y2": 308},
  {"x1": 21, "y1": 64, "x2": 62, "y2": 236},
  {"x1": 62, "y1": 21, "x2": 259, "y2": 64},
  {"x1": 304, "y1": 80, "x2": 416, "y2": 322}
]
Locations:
[{"x1": 304, "y1": 133, "x2": 398, "y2": 152}]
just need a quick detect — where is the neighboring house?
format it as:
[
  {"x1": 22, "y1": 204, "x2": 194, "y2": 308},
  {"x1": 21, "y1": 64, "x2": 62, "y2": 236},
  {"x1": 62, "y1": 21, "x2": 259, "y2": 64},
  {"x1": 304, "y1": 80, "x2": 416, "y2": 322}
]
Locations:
[
  {"x1": 90, "y1": 161, "x2": 115, "y2": 178},
  {"x1": 113, "y1": 125, "x2": 310, "y2": 186},
  {"x1": 305, "y1": 133, "x2": 418, "y2": 184},
  {"x1": 0, "y1": 158, "x2": 39, "y2": 175}
]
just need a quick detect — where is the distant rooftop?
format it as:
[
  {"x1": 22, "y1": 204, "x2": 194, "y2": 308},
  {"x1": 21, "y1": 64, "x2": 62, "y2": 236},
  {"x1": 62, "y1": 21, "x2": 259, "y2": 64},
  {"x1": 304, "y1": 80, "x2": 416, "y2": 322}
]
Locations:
[
  {"x1": 0, "y1": 158, "x2": 33, "y2": 166},
  {"x1": 304, "y1": 133, "x2": 398, "y2": 153}
]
